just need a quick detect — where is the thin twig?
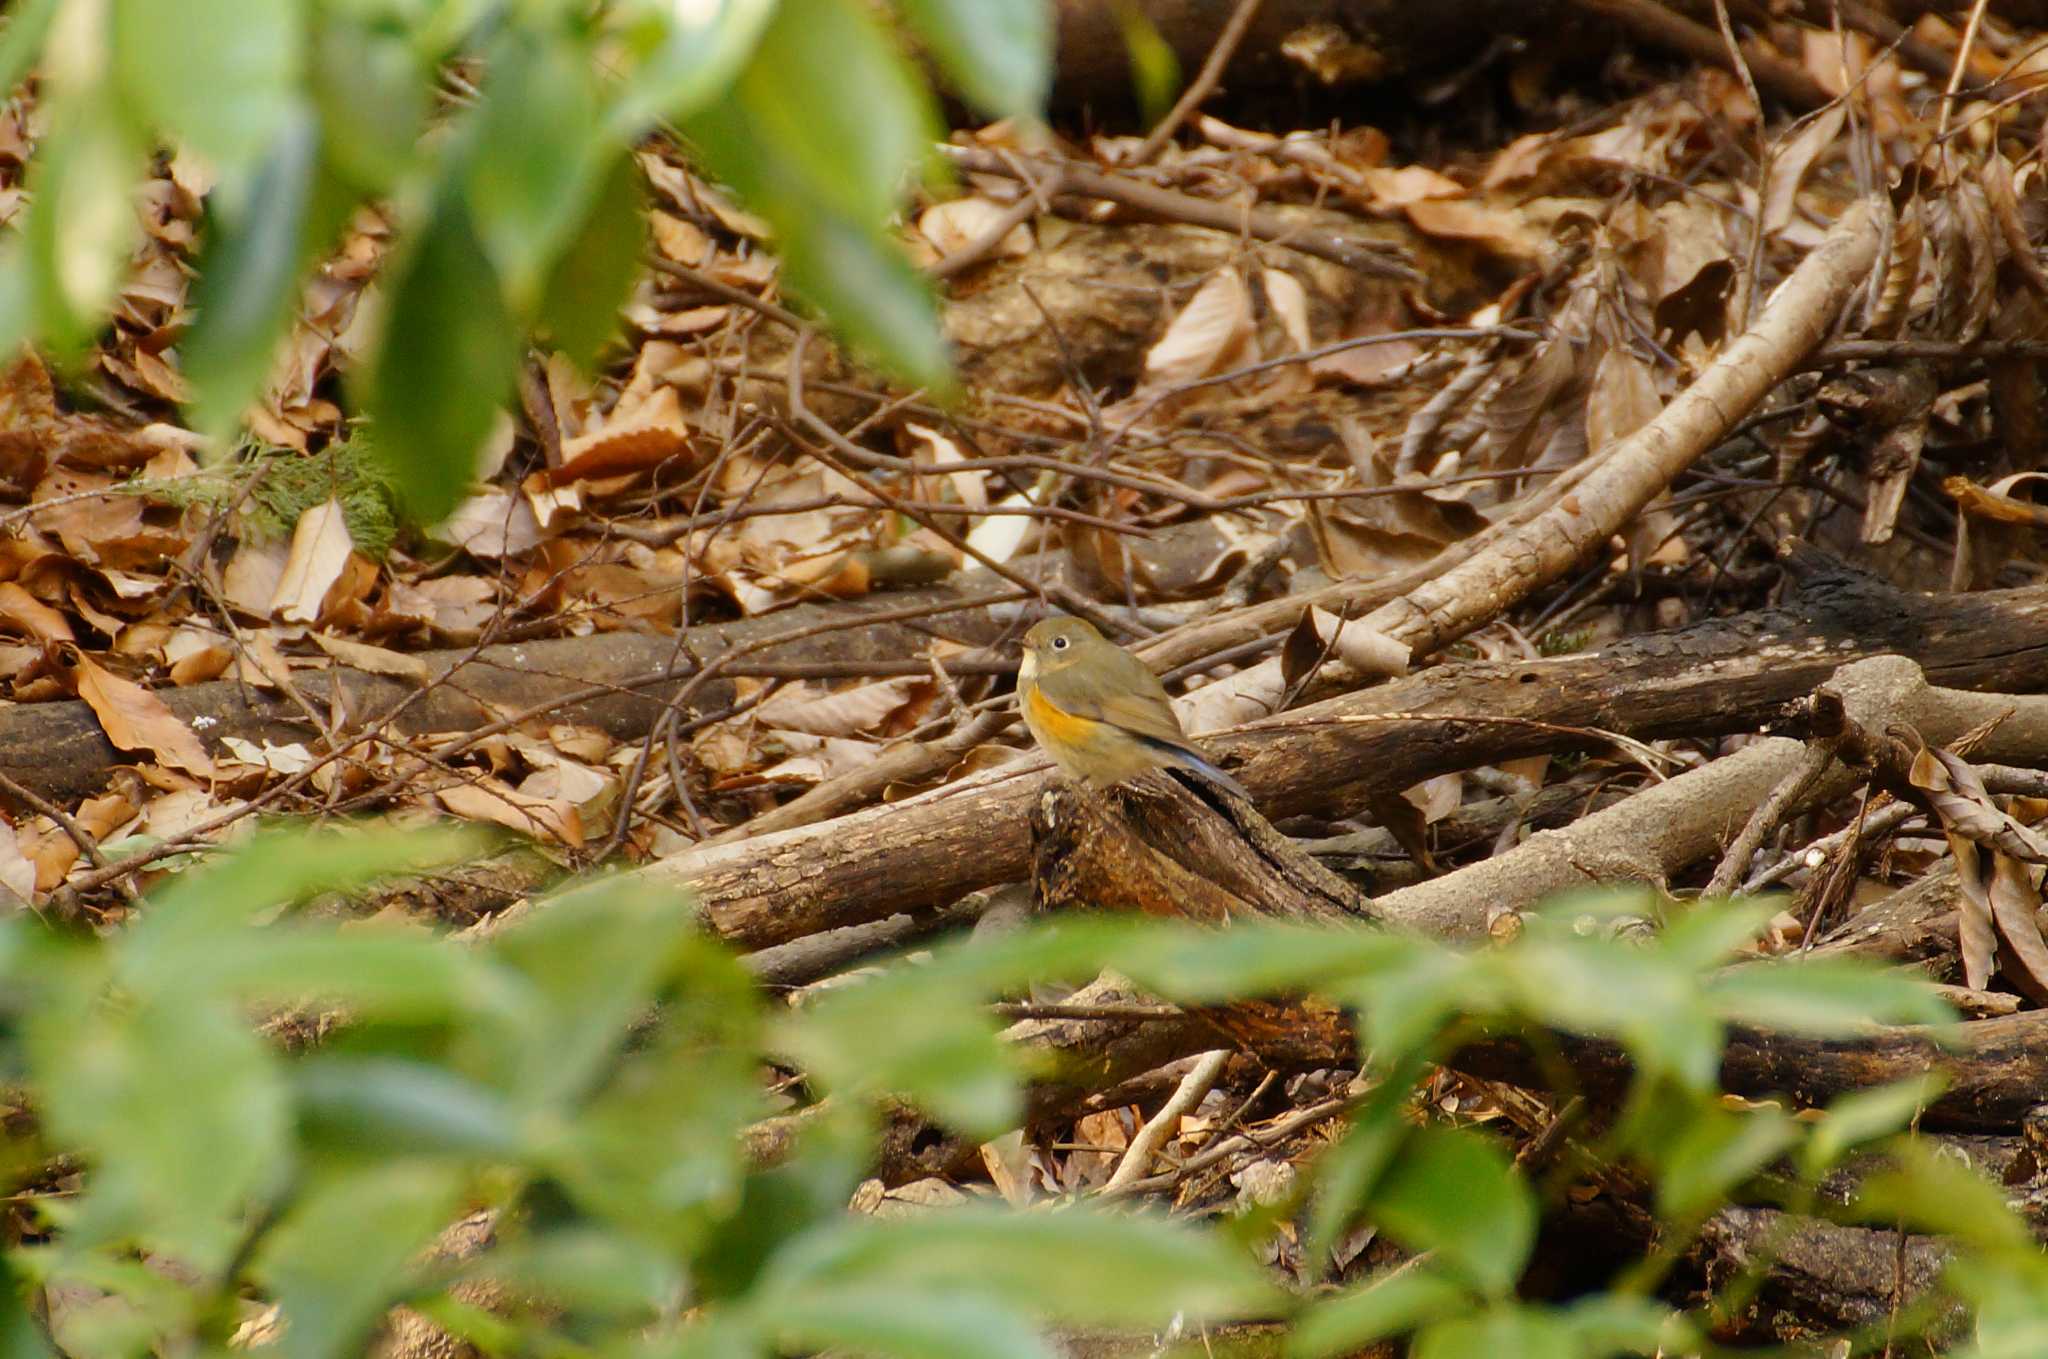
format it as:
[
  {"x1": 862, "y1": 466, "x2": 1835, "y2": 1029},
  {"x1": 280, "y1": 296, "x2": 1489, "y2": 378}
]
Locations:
[{"x1": 1128, "y1": 0, "x2": 1264, "y2": 166}]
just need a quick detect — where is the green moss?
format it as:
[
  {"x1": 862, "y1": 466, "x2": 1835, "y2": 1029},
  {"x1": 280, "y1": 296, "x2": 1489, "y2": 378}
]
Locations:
[{"x1": 127, "y1": 430, "x2": 404, "y2": 561}]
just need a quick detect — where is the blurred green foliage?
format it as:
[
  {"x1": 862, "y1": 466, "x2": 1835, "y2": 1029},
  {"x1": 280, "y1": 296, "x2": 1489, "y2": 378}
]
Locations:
[
  {"x1": 0, "y1": 0, "x2": 1053, "y2": 520},
  {"x1": 0, "y1": 830, "x2": 2040, "y2": 1357}
]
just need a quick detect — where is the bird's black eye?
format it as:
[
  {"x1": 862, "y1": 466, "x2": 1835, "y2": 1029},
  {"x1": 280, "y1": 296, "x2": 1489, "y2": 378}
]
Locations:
[{"x1": 1051, "y1": 635, "x2": 1070, "y2": 651}]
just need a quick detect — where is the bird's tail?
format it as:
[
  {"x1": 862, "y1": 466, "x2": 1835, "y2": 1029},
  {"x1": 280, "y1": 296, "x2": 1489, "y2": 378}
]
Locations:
[{"x1": 1140, "y1": 735, "x2": 1251, "y2": 803}]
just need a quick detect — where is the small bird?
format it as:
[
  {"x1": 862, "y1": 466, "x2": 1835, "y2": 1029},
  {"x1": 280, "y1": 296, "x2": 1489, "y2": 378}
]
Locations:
[{"x1": 1016, "y1": 616, "x2": 1247, "y2": 799}]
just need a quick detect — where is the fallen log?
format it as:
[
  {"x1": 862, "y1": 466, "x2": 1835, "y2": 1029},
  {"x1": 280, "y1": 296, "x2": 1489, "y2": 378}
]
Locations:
[
  {"x1": 0, "y1": 585, "x2": 1014, "y2": 807},
  {"x1": 659, "y1": 563, "x2": 2048, "y2": 952}
]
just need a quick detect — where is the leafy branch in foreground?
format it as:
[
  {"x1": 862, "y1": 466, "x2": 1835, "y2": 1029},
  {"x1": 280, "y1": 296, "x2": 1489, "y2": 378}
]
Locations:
[
  {"x1": 0, "y1": 834, "x2": 2037, "y2": 1358},
  {"x1": 0, "y1": 0, "x2": 1050, "y2": 519}
]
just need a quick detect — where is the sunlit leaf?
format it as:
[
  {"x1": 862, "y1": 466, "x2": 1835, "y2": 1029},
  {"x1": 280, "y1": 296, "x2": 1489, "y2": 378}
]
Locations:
[
  {"x1": 1653, "y1": 1103, "x2": 1799, "y2": 1220},
  {"x1": 759, "y1": 1208, "x2": 1281, "y2": 1327},
  {"x1": 1708, "y1": 959, "x2": 1956, "y2": 1035},
  {"x1": 1853, "y1": 1140, "x2": 2032, "y2": 1252},
  {"x1": 111, "y1": 0, "x2": 303, "y2": 180},
  {"x1": 898, "y1": 0, "x2": 1050, "y2": 120},
  {"x1": 32, "y1": 994, "x2": 289, "y2": 1274},
  {"x1": 310, "y1": 11, "x2": 430, "y2": 193},
  {"x1": 1800, "y1": 1074, "x2": 1945, "y2": 1177},
  {"x1": 1369, "y1": 1127, "x2": 1535, "y2": 1296},
  {"x1": 18, "y1": 94, "x2": 145, "y2": 355},
  {"x1": 766, "y1": 1287, "x2": 1056, "y2": 1359},
  {"x1": 255, "y1": 1161, "x2": 467, "y2": 1359},
  {"x1": 1412, "y1": 1306, "x2": 1575, "y2": 1359},
  {"x1": 1291, "y1": 1268, "x2": 1470, "y2": 1358},
  {"x1": 1113, "y1": 0, "x2": 1179, "y2": 126},
  {"x1": 680, "y1": 0, "x2": 953, "y2": 388},
  {"x1": 609, "y1": 0, "x2": 779, "y2": 135},
  {"x1": 0, "y1": 0, "x2": 62, "y2": 95}
]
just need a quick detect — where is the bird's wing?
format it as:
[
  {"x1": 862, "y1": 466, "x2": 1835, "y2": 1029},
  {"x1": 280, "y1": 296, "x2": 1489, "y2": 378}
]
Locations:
[{"x1": 1057, "y1": 649, "x2": 1192, "y2": 748}]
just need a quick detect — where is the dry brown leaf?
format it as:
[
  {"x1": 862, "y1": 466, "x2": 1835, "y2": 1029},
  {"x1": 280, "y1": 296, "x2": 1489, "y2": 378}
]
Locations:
[
  {"x1": 57, "y1": 643, "x2": 215, "y2": 777},
  {"x1": 1403, "y1": 198, "x2": 1541, "y2": 257},
  {"x1": 755, "y1": 677, "x2": 922, "y2": 738},
  {"x1": 1358, "y1": 164, "x2": 1462, "y2": 208},
  {"x1": 436, "y1": 489, "x2": 547, "y2": 559},
  {"x1": 1945, "y1": 471, "x2": 2048, "y2": 527},
  {"x1": 311, "y1": 633, "x2": 431, "y2": 683},
  {"x1": 1144, "y1": 268, "x2": 1254, "y2": 386},
  {"x1": 1760, "y1": 106, "x2": 1846, "y2": 237},
  {"x1": 902, "y1": 422, "x2": 989, "y2": 512},
  {"x1": 0, "y1": 581, "x2": 76, "y2": 645},
  {"x1": 273, "y1": 498, "x2": 355, "y2": 624},
  {"x1": 1586, "y1": 346, "x2": 1660, "y2": 456},
  {"x1": 1304, "y1": 605, "x2": 1409, "y2": 678},
  {"x1": 551, "y1": 385, "x2": 699, "y2": 485},
  {"x1": 911, "y1": 196, "x2": 1033, "y2": 268},
  {"x1": 218, "y1": 737, "x2": 317, "y2": 775},
  {"x1": 437, "y1": 779, "x2": 583, "y2": 847},
  {"x1": 1261, "y1": 268, "x2": 1313, "y2": 354},
  {"x1": 651, "y1": 212, "x2": 713, "y2": 264},
  {"x1": 30, "y1": 789, "x2": 139, "y2": 890},
  {"x1": 1988, "y1": 851, "x2": 2048, "y2": 1004},
  {"x1": 1914, "y1": 743, "x2": 2048, "y2": 863},
  {"x1": 164, "y1": 626, "x2": 232, "y2": 686},
  {"x1": 0, "y1": 817, "x2": 36, "y2": 904}
]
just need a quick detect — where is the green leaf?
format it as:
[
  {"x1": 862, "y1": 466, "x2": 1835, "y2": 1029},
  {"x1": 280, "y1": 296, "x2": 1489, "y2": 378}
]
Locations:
[
  {"x1": 766, "y1": 1287, "x2": 1056, "y2": 1359},
  {"x1": 310, "y1": 12, "x2": 430, "y2": 193},
  {"x1": 608, "y1": 0, "x2": 779, "y2": 135},
  {"x1": 294, "y1": 1057, "x2": 524, "y2": 1159},
  {"x1": 0, "y1": 1250, "x2": 56, "y2": 1359},
  {"x1": 111, "y1": 0, "x2": 303, "y2": 181},
  {"x1": 680, "y1": 0, "x2": 954, "y2": 389},
  {"x1": 780, "y1": 208, "x2": 954, "y2": 392},
  {"x1": 730, "y1": 0, "x2": 939, "y2": 226},
  {"x1": 1656, "y1": 897, "x2": 1777, "y2": 971},
  {"x1": 1369, "y1": 1127, "x2": 1535, "y2": 1296},
  {"x1": 363, "y1": 183, "x2": 522, "y2": 521},
  {"x1": 254, "y1": 1161, "x2": 467, "y2": 1359},
  {"x1": 482, "y1": 877, "x2": 709, "y2": 1106},
  {"x1": 1800, "y1": 1074, "x2": 1945, "y2": 1178},
  {"x1": 464, "y1": 25, "x2": 605, "y2": 308},
  {"x1": 1290, "y1": 1268, "x2": 1471, "y2": 1359},
  {"x1": 760, "y1": 1208, "x2": 1280, "y2": 1328},
  {"x1": 1113, "y1": 921, "x2": 1425, "y2": 1003},
  {"x1": 1505, "y1": 934, "x2": 1722, "y2": 1091},
  {"x1": 780, "y1": 969, "x2": 1017, "y2": 1136},
  {"x1": 32, "y1": 994, "x2": 290, "y2": 1273},
  {"x1": 19, "y1": 92, "x2": 146, "y2": 355},
  {"x1": 1653, "y1": 1104, "x2": 1799, "y2": 1220},
  {"x1": 1412, "y1": 1307, "x2": 1575, "y2": 1359},
  {"x1": 0, "y1": 0, "x2": 63, "y2": 96},
  {"x1": 1112, "y1": 0, "x2": 1179, "y2": 126},
  {"x1": 183, "y1": 112, "x2": 344, "y2": 440},
  {"x1": 898, "y1": 0, "x2": 1051, "y2": 120},
  {"x1": 1950, "y1": 1254, "x2": 2048, "y2": 1359},
  {"x1": 533, "y1": 148, "x2": 646, "y2": 369},
  {"x1": 137, "y1": 824, "x2": 478, "y2": 931},
  {"x1": 460, "y1": 1228, "x2": 685, "y2": 1319},
  {"x1": 1557, "y1": 1295, "x2": 1696, "y2": 1353},
  {"x1": 551, "y1": 1015, "x2": 764, "y2": 1249},
  {"x1": 1708, "y1": 959, "x2": 1956, "y2": 1035},
  {"x1": 1852, "y1": 1139, "x2": 2032, "y2": 1252}
]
